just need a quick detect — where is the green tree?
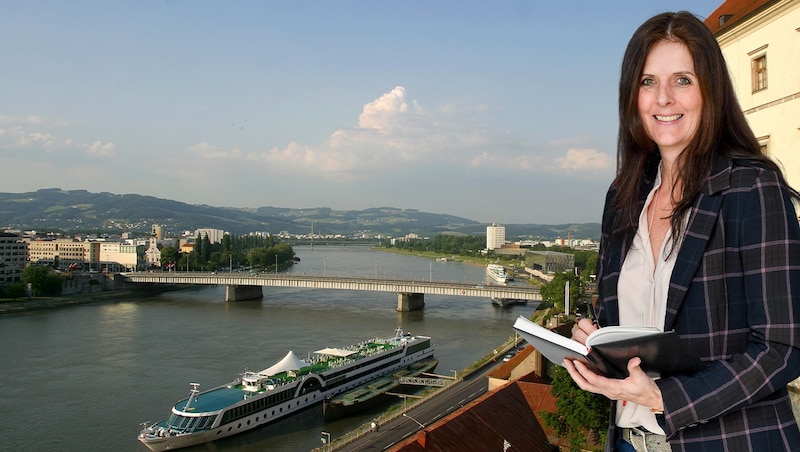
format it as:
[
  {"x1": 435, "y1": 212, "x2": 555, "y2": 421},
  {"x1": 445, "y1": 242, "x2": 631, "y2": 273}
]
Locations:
[
  {"x1": 221, "y1": 233, "x2": 232, "y2": 252},
  {"x1": 539, "y1": 272, "x2": 582, "y2": 314},
  {"x1": 22, "y1": 265, "x2": 63, "y2": 296},
  {"x1": 22, "y1": 265, "x2": 51, "y2": 296},
  {"x1": 161, "y1": 246, "x2": 179, "y2": 268},
  {"x1": 201, "y1": 234, "x2": 212, "y2": 263},
  {"x1": 542, "y1": 366, "x2": 609, "y2": 450},
  {"x1": 582, "y1": 256, "x2": 598, "y2": 280},
  {"x1": 3, "y1": 282, "x2": 26, "y2": 299}
]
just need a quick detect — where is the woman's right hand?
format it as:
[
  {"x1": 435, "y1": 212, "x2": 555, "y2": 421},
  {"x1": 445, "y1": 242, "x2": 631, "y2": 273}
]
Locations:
[{"x1": 571, "y1": 317, "x2": 598, "y2": 345}]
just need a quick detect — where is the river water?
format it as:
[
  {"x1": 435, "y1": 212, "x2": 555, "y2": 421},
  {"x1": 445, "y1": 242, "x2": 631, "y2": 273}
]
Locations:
[{"x1": 1, "y1": 246, "x2": 536, "y2": 452}]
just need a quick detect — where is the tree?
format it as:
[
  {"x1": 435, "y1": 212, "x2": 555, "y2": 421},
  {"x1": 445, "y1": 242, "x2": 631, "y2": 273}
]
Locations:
[
  {"x1": 161, "y1": 246, "x2": 179, "y2": 268},
  {"x1": 201, "y1": 234, "x2": 212, "y2": 263},
  {"x1": 21, "y1": 265, "x2": 63, "y2": 296},
  {"x1": 539, "y1": 272, "x2": 582, "y2": 314},
  {"x1": 582, "y1": 257, "x2": 598, "y2": 280},
  {"x1": 3, "y1": 282, "x2": 26, "y2": 300},
  {"x1": 541, "y1": 365, "x2": 609, "y2": 450}
]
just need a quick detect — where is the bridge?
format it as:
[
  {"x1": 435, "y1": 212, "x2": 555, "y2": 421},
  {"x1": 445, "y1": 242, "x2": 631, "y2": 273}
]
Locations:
[{"x1": 121, "y1": 272, "x2": 541, "y2": 311}]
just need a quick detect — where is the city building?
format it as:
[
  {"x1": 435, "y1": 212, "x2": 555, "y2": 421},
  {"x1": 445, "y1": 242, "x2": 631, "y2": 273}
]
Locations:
[
  {"x1": 705, "y1": 0, "x2": 800, "y2": 190},
  {"x1": 145, "y1": 235, "x2": 162, "y2": 268},
  {"x1": 390, "y1": 233, "x2": 421, "y2": 244},
  {"x1": 151, "y1": 224, "x2": 164, "y2": 240},
  {"x1": 0, "y1": 233, "x2": 27, "y2": 287},
  {"x1": 195, "y1": 228, "x2": 226, "y2": 244},
  {"x1": 486, "y1": 223, "x2": 505, "y2": 251},
  {"x1": 524, "y1": 250, "x2": 575, "y2": 281},
  {"x1": 99, "y1": 241, "x2": 145, "y2": 272},
  {"x1": 26, "y1": 238, "x2": 100, "y2": 270}
]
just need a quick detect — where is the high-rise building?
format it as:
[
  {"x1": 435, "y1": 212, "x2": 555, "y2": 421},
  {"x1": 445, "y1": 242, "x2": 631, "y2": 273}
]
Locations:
[
  {"x1": 151, "y1": 224, "x2": 164, "y2": 240},
  {"x1": 486, "y1": 223, "x2": 506, "y2": 251},
  {"x1": 0, "y1": 233, "x2": 27, "y2": 287},
  {"x1": 195, "y1": 228, "x2": 226, "y2": 244}
]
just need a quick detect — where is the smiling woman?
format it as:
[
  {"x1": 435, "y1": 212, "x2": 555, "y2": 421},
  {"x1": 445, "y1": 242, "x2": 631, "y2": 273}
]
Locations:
[
  {"x1": 637, "y1": 41, "x2": 702, "y2": 162},
  {"x1": 564, "y1": 10, "x2": 800, "y2": 452}
]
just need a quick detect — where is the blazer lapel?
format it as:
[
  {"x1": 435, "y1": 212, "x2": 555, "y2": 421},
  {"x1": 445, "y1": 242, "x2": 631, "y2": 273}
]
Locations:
[{"x1": 664, "y1": 158, "x2": 732, "y2": 330}]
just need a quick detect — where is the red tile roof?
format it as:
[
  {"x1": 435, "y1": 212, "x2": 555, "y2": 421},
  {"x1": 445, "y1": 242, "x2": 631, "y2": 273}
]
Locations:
[
  {"x1": 391, "y1": 377, "x2": 570, "y2": 451},
  {"x1": 703, "y1": 0, "x2": 775, "y2": 34}
]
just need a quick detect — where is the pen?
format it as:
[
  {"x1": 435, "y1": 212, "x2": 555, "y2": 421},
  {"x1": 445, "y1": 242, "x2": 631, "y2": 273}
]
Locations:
[{"x1": 585, "y1": 300, "x2": 598, "y2": 326}]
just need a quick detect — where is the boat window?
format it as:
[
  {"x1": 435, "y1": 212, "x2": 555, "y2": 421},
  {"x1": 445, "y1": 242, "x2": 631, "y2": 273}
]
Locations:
[
  {"x1": 185, "y1": 417, "x2": 199, "y2": 431},
  {"x1": 167, "y1": 413, "x2": 179, "y2": 427}
]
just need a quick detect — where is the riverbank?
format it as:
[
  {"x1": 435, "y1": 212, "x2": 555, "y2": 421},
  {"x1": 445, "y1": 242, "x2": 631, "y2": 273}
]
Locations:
[
  {"x1": 0, "y1": 286, "x2": 186, "y2": 315},
  {"x1": 373, "y1": 246, "x2": 540, "y2": 289},
  {"x1": 372, "y1": 246, "x2": 487, "y2": 266}
]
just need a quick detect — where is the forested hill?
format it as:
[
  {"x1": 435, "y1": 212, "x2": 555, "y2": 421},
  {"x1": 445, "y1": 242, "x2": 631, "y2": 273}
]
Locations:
[{"x1": 0, "y1": 188, "x2": 600, "y2": 240}]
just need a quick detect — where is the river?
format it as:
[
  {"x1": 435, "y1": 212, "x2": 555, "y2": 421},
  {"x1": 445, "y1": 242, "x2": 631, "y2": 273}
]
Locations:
[{"x1": 0, "y1": 246, "x2": 536, "y2": 452}]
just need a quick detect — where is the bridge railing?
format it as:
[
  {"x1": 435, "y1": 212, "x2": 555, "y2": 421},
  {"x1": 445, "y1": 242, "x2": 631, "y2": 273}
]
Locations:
[{"x1": 122, "y1": 272, "x2": 541, "y2": 300}]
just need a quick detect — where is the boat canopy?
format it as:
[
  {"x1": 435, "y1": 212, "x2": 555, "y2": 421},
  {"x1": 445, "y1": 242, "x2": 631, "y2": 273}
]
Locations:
[
  {"x1": 260, "y1": 350, "x2": 309, "y2": 375},
  {"x1": 314, "y1": 347, "x2": 357, "y2": 358}
]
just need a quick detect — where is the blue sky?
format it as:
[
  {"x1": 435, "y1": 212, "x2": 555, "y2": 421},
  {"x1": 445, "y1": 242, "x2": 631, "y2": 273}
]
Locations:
[{"x1": 0, "y1": 1, "x2": 723, "y2": 224}]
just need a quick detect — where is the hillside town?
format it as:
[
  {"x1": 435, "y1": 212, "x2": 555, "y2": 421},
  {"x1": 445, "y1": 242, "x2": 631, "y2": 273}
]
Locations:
[{"x1": 0, "y1": 221, "x2": 596, "y2": 291}]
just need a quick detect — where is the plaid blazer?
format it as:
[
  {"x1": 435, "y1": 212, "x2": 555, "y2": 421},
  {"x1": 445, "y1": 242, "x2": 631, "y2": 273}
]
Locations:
[{"x1": 597, "y1": 156, "x2": 800, "y2": 451}]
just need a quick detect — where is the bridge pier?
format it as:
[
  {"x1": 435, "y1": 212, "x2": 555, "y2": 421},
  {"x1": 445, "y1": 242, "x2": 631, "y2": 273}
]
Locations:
[
  {"x1": 397, "y1": 292, "x2": 424, "y2": 311},
  {"x1": 225, "y1": 285, "x2": 264, "y2": 302}
]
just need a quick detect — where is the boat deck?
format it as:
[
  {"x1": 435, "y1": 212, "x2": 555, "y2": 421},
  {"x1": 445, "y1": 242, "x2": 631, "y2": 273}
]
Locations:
[
  {"x1": 172, "y1": 339, "x2": 407, "y2": 414},
  {"x1": 175, "y1": 386, "x2": 250, "y2": 414}
]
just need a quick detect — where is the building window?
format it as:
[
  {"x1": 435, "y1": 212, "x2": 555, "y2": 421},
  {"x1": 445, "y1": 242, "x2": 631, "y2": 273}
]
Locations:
[
  {"x1": 757, "y1": 135, "x2": 770, "y2": 156},
  {"x1": 752, "y1": 55, "x2": 767, "y2": 92}
]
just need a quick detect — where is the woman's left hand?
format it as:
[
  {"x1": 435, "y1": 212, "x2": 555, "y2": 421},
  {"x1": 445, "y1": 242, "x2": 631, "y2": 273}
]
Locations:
[{"x1": 563, "y1": 357, "x2": 663, "y2": 411}]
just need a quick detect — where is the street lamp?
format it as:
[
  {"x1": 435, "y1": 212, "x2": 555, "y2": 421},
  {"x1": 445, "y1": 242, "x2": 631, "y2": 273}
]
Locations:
[
  {"x1": 320, "y1": 431, "x2": 331, "y2": 449},
  {"x1": 402, "y1": 412, "x2": 425, "y2": 430},
  {"x1": 450, "y1": 369, "x2": 458, "y2": 380}
]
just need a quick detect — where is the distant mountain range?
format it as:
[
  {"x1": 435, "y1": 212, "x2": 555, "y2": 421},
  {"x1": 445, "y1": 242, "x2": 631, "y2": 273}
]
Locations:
[{"x1": 0, "y1": 188, "x2": 600, "y2": 240}]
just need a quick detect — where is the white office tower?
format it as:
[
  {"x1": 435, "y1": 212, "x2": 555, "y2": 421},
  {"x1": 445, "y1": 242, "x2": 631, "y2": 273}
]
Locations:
[{"x1": 486, "y1": 223, "x2": 506, "y2": 251}]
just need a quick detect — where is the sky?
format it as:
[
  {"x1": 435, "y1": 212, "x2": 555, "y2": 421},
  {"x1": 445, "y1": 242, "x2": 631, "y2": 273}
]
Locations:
[{"x1": 0, "y1": 1, "x2": 724, "y2": 224}]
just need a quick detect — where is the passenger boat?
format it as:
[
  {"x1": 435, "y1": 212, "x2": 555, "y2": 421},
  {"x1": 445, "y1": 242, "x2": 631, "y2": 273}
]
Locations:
[
  {"x1": 137, "y1": 329, "x2": 434, "y2": 451},
  {"x1": 323, "y1": 356, "x2": 439, "y2": 420},
  {"x1": 486, "y1": 263, "x2": 509, "y2": 283},
  {"x1": 491, "y1": 297, "x2": 528, "y2": 307}
]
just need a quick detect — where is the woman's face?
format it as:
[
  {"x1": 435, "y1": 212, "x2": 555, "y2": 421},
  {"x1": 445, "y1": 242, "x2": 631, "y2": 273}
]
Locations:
[{"x1": 638, "y1": 40, "x2": 702, "y2": 158}]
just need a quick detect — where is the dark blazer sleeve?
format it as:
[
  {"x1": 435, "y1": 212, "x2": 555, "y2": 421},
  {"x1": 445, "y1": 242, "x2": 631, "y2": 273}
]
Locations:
[{"x1": 656, "y1": 163, "x2": 800, "y2": 445}]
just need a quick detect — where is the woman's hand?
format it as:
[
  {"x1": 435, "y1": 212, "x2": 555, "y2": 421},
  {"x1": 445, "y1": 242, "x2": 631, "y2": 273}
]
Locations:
[
  {"x1": 571, "y1": 317, "x2": 598, "y2": 345},
  {"x1": 563, "y1": 357, "x2": 664, "y2": 411}
]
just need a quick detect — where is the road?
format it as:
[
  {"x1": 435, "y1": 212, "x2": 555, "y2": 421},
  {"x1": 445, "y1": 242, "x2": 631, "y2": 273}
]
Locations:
[{"x1": 334, "y1": 359, "x2": 503, "y2": 451}]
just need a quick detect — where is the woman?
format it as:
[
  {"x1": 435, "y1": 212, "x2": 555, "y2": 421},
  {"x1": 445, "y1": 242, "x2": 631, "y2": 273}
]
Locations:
[{"x1": 566, "y1": 11, "x2": 800, "y2": 451}]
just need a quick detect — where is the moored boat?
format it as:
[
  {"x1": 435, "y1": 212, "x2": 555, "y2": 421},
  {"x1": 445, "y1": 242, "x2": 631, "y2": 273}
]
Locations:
[
  {"x1": 137, "y1": 329, "x2": 434, "y2": 451},
  {"x1": 491, "y1": 297, "x2": 528, "y2": 307},
  {"x1": 323, "y1": 356, "x2": 439, "y2": 420},
  {"x1": 486, "y1": 263, "x2": 509, "y2": 283}
]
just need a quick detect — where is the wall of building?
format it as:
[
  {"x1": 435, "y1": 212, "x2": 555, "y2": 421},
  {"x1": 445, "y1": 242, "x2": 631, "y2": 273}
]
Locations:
[{"x1": 716, "y1": 1, "x2": 800, "y2": 190}]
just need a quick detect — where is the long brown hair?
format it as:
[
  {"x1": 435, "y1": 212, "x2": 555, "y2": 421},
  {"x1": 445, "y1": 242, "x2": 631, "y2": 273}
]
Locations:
[{"x1": 611, "y1": 11, "x2": 791, "y2": 241}]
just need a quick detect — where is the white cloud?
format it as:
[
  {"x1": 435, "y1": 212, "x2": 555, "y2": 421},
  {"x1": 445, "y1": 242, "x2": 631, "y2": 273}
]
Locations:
[
  {"x1": 85, "y1": 140, "x2": 116, "y2": 157},
  {"x1": 181, "y1": 86, "x2": 613, "y2": 180},
  {"x1": 0, "y1": 115, "x2": 102, "y2": 155},
  {"x1": 0, "y1": 126, "x2": 61, "y2": 150},
  {"x1": 555, "y1": 148, "x2": 613, "y2": 172},
  {"x1": 357, "y1": 86, "x2": 414, "y2": 131}
]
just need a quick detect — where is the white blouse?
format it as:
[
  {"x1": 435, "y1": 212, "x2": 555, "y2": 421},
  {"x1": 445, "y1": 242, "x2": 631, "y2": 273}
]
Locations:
[{"x1": 615, "y1": 166, "x2": 682, "y2": 434}]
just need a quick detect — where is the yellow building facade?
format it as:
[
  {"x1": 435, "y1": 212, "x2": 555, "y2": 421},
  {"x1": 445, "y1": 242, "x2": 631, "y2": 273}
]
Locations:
[{"x1": 707, "y1": 0, "x2": 800, "y2": 190}]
